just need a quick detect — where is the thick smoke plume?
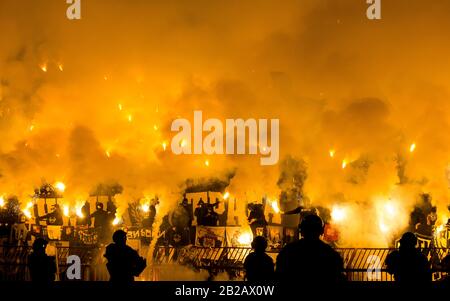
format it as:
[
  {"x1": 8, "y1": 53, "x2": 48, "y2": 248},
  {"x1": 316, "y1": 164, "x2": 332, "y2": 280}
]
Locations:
[{"x1": 0, "y1": 0, "x2": 449, "y2": 248}]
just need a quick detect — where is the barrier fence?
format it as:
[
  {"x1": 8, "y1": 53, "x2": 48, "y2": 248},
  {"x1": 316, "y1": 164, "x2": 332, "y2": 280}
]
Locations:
[{"x1": 0, "y1": 244, "x2": 448, "y2": 281}]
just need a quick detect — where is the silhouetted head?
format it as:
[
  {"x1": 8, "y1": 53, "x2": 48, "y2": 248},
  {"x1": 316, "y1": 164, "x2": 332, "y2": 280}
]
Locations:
[
  {"x1": 96, "y1": 202, "x2": 104, "y2": 210},
  {"x1": 251, "y1": 236, "x2": 268, "y2": 252},
  {"x1": 421, "y1": 193, "x2": 431, "y2": 203},
  {"x1": 399, "y1": 232, "x2": 417, "y2": 249},
  {"x1": 32, "y1": 238, "x2": 48, "y2": 253},
  {"x1": 112, "y1": 230, "x2": 127, "y2": 246},
  {"x1": 198, "y1": 199, "x2": 204, "y2": 206},
  {"x1": 300, "y1": 214, "x2": 324, "y2": 240}
]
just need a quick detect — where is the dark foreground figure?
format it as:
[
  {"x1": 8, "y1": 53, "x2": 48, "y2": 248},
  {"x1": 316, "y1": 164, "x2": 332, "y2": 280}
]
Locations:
[
  {"x1": 385, "y1": 232, "x2": 431, "y2": 284},
  {"x1": 28, "y1": 238, "x2": 56, "y2": 282},
  {"x1": 104, "y1": 230, "x2": 147, "y2": 283},
  {"x1": 244, "y1": 236, "x2": 275, "y2": 281},
  {"x1": 276, "y1": 214, "x2": 344, "y2": 283}
]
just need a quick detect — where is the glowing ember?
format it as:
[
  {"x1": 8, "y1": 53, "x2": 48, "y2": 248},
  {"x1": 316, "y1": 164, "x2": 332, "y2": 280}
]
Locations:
[
  {"x1": 238, "y1": 232, "x2": 253, "y2": 245},
  {"x1": 58, "y1": 64, "x2": 63, "y2": 71},
  {"x1": 331, "y1": 206, "x2": 346, "y2": 222},
  {"x1": 55, "y1": 182, "x2": 66, "y2": 192},
  {"x1": 329, "y1": 149, "x2": 335, "y2": 158},
  {"x1": 223, "y1": 192, "x2": 230, "y2": 200},
  {"x1": 409, "y1": 143, "x2": 416, "y2": 153},
  {"x1": 0, "y1": 196, "x2": 4, "y2": 208},
  {"x1": 341, "y1": 159, "x2": 347, "y2": 169},
  {"x1": 271, "y1": 200, "x2": 280, "y2": 213}
]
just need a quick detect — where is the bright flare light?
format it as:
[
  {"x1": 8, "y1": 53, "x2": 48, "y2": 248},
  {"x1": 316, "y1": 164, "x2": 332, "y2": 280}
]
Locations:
[
  {"x1": 379, "y1": 221, "x2": 389, "y2": 234},
  {"x1": 331, "y1": 206, "x2": 346, "y2": 223},
  {"x1": 75, "y1": 205, "x2": 84, "y2": 218},
  {"x1": 223, "y1": 192, "x2": 230, "y2": 200},
  {"x1": 112, "y1": 216, "x2": 122, "y2": 226},
  {"x1": 342, "y1": 159, "x2": 347, "y2": 169},
  {"x1": 63, "y1": 205, "x2": 70, "y2": 217},
  {"x1": 141, "y1": 204, "x2": 150, "y2": 213},
  {"x1": 22, "y1": 201, "x2": 33, "y2": 219},
  {"x1": 238, "y1": 232, "x2": 253, "y2": 245},
  {"x1": 162, "y1": 142, "x2": 167, "y2": 151},
  {"x1": 55, "y1": 182, "x2": 66, "y2": 192},
  {"x1": 409, "y1": 143, "x2": 416, "y2": 153},
  {"x1": 204, "y1": 160, "x2": 210, "y2": 167},
  {"x1": 271, "y1": 200, "x2": 280, "y2": 214},
  {"x1": 0, "y1": 196, "x2": 5, "y2": 208}
]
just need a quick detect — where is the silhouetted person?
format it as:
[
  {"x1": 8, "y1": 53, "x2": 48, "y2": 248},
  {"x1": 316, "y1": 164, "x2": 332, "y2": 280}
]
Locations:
[
  {"x1": 104, "y1": 230, "x2": 147, "y2": 283},
  {"x1": 248, "y1": 203, "x2": 268, "y2": 237},
  {"x1": 244, "y1": 236, "x2": 274, "y2": 281},
  {"x1": 28, "y1": 238, "x2": 56, "y2": 282},
  {"x1": 203, "y1": 204, "x2": 219, "y2": 226},
  {"x1": 194, "y1": 199, "x2": 207, "y2": 226},
  {"x1": 385, "y1": 232, "x2": 431, "y2": 284},
  {"x1": 40, "y1": 204, "x2": 63, "y2": 226},
  {"x1": 276, "y1": 214, "x2": 344, "y2": 283}
]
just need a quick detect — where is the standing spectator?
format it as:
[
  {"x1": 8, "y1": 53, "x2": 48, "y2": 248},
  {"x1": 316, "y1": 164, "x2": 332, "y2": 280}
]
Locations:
[
  {"x1": 385, "y1": 232, "x2": 431, "y2": 284},
  {"x1": 28, "y1": 238, "x2": 56, "y2": 282},
  {"x1": 244, "y1": 236, "x2": 274, "y2": 281},
  {"x1": 276, "y1": 214, "x2": 344, "y2": 283}
]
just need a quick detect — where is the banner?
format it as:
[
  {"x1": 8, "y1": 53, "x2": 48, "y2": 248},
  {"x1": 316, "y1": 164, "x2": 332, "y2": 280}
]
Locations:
[{"x1": 195, "y1": 226, "x2": 225, "y2": 247}]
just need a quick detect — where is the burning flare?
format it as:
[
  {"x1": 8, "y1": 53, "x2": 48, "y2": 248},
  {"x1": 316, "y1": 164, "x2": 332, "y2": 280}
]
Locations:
[
  {"x1": 0, "y1": 196, "x2": 5, "y2": 208},
  {"x1": 238, "y1": 232, "x2": 253, "y2": 246},
  {"x1": 341, "y1": 159, "x2": 347, "y2": 169},
  {"x1": 223, "y1": 192, "x2": 230, "y2": 200},
  {"x1": 63, "y1": 205, "x2": 70, "y2": 217},
  {"x1": 55, "y1": 182, "x2": 66, "y2": 192},
  {"x1": 329, "y1": 149, "x2": 335, "y2": 158},
  {"x1": 271, "y1": 200, "x2": 280, "y2": 214},
  {"x1": 409, "y1": 143, "x2": 416, "y2": 153},
  {"x1": 331, "y1": 206, "x2": 346, "y2": 223}
]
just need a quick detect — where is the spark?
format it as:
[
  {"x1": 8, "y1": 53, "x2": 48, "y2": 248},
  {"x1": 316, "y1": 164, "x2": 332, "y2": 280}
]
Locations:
[
  {"x1": 55, "y1": 182, "x2": 66, "y2": 192},
  {"x1": 329, "y1": 149, "x2": 335, "y2": 158},
  {"x1": 58, "y1": 64, "x2": 63, "y2": 71},
  {"x1": 409, "y1": 143, "x2": 416, "y2": 153}
]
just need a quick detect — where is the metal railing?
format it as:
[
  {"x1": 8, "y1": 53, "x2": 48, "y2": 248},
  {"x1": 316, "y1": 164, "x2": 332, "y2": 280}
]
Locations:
[{"x1": 1, "y1": 244, "x2": 449, "y2": 281}]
